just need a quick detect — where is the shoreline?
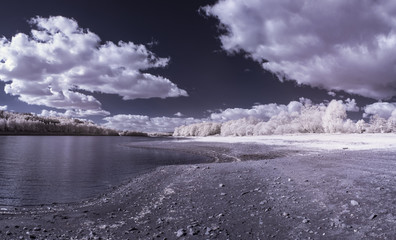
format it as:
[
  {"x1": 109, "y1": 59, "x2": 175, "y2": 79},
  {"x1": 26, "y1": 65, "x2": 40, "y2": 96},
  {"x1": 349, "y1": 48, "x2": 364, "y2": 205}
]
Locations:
[{"x1": 1, "y1": 137, "x2": 396, "y2": 239}]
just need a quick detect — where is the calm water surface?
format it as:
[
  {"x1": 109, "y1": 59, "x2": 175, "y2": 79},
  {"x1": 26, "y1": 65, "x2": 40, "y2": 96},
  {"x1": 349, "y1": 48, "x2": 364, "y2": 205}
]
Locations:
[{"x1": 0, "y1": 136, "x2": 206, "y2": 207}]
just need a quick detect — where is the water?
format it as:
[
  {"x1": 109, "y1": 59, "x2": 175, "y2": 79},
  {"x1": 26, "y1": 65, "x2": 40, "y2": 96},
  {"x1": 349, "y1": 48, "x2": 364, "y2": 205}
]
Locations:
[{"x1": 0, "y1": 136, "x2": 206, "y2": 207}]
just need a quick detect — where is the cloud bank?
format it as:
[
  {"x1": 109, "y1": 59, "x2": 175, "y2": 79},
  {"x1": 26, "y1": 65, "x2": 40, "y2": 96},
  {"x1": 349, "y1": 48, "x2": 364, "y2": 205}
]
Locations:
[
  {"x1": 102, "y1": 114, "x2": 201, "y2": 133},
  {"x1": 210, "y1": 98, "x2": 357, "y2": 122},
  {"x1": 364, "y1": 102, "x2": 396, "y2": 119},
  {"x1": 205, "y1": 0, "x2": 396, "y2": 99},
  {"x1": 0, "y1": 16, "x2": 187, "y2": 116}
]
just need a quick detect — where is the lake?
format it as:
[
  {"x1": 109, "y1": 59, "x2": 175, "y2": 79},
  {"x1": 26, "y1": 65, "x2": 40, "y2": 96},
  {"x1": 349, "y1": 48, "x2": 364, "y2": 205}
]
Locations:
[{"x1": 0, "y1": 136, "x2": 206, "y2": 207}]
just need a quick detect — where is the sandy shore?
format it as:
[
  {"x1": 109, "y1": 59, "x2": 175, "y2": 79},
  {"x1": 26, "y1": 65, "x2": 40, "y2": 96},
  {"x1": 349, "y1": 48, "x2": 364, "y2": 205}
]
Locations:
[{"x1": 1, "y1": 136, "x2": 396, "y2": 239}]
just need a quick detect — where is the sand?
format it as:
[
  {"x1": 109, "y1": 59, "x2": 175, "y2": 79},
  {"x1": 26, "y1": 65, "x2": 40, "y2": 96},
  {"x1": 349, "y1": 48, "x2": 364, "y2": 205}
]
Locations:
[{"x1": 1, "y1": 135, "x2": 396, "y2": 239}]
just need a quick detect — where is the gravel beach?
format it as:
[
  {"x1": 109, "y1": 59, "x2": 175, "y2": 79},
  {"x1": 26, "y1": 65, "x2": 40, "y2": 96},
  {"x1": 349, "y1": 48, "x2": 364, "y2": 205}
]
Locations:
[{"x1": 1, "y1": 136, "x2": 396, "y2": 239}]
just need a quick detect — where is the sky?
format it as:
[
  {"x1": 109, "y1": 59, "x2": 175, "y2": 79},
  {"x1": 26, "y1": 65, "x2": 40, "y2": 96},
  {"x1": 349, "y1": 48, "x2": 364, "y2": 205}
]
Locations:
[{"x1": 0, "y1": 0, "x2": 396, "y2": 132}]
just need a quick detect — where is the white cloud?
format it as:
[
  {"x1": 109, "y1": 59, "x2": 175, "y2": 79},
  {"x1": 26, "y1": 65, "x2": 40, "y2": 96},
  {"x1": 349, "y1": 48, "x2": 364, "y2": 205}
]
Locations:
[
  {"x1": 210, "y1": 98, "x2": 358, "y2": 122},
  {"x1": 174, "y1": 112, "x2": 184, "y2": 117},
  {"x1": 0, "y1": 105, "x2": 7, "y2": 110},
  {"x1": 364, "y1": 102, "x2": 396, "y2": 119},
  {"x1": 210, "y1": 103, "x2": 289, "y2": 121},
  {"x1": 210, "y1": 101, "x2": 306, "y2": 121},
  {"x1": 343, "y1": 98, "x2": 359, "y2": 112},
  {"x1": 327, "y1": 91, "x2": 336, "y2": 97},
  {"x1": 0, "y1": 16, "x2": 187, "y2": 115},
  {"x1": 40, "y1": 109, "x2": 110, "y2": 118},
  {"x1": 205, "y1": 0, "x2": 396, "y2": 100},
  {"x1": 102, "y1": 114, "x2": 202, "y2": 133}
]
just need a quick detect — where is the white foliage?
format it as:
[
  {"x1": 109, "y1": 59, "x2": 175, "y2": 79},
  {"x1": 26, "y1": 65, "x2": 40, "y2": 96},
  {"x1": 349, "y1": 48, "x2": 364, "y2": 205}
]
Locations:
[
  {"x1": 366, "y1": 115, "x2": 389, "y2": 133},
  {"x1": 174, "y1": 98, "x2": 396, "y2": 137},
  {"x1": 0, "y1": 110, "x2": 118, "y2": 135},
  {"x1": 220, "y1": 118, "x2": 258, "y2": 136},
  {"x1": 322, "y1": 100, "x2": 347, "y2": 133},
  {"x1": 173, "y1": 122, "x2": 221, "y2": 137}
]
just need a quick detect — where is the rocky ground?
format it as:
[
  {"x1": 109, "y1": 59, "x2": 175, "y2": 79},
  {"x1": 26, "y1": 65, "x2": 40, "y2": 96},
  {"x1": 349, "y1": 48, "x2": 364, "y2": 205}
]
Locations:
[{"x1": 1, "y1": 139, "x2": 396, "y2": 239}]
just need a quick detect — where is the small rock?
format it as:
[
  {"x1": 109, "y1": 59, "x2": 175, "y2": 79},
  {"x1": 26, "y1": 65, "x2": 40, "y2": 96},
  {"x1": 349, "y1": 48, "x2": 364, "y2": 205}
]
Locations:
[
  {"x1": 188, "y1": 227, "x2": 199, "y2": 236},
  {"x1": 128, "y1": 227, "x2": 138, "y2": 232},
  {"x1": 369, "y1": 214, "x2": 377, "y2": 220},
  {"x1": 219, "y1": 184, "x2": 225, "y2": 188},
  {"x1": 33, "y1": 227, "x2": 41, "y2": 231},
  {"x1": 288, "y1": 178, "x2": 292, "y2": 182},
  {"x1": 282, "y1": 212, "x2": 289, "y2": 217},
  {"x1": 176, "y1": 229, "x2": 186, "y2": 238},
  {"x1": 350, "y1": 200, "x2": 359, "y2": 206},
  {"x1": 302, "y1": 219, "x2": 310, "y2": 223},
  {"x1": 220, "y1": 192, "x2": 227, "y2": 196},
  {"x1": 240, "y1": 191, "x2": 250, "y2": 196}
]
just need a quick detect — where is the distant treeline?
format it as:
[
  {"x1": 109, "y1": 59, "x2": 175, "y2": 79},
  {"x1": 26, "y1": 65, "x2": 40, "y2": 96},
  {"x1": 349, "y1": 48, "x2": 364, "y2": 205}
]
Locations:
[
  {"x1": 0, "y1": 111, "x2": 119, "y2": 136},
  {"x1": 174, "y1": 100, "x2": 396, "y2": 137}
]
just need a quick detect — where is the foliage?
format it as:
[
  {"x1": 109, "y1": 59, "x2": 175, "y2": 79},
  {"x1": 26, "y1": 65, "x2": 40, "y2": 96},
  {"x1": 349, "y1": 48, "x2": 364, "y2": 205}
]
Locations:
[
  {"x1": 173, "y1": 100, "x2": 396, "y2": 137},
  {"x1": 0, "y1": 111, "x2": 119, "y2": 135}
]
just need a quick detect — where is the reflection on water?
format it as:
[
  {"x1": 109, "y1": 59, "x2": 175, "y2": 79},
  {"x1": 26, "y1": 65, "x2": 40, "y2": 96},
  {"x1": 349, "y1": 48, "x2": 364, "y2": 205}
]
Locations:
[{"x1": 0, "y1": 136, "x2": 205, "y2": 207}]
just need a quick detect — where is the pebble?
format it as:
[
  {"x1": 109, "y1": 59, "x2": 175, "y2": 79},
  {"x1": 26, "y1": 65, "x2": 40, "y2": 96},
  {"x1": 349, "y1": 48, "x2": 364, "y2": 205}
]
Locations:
[
  {"x1": 29, "y1": 234, "x2": 37, "y2": 239},
  {"x1": 369, "y1": 214, "x2": 377, "y2": 220},
  {"x1": 350, "y1": 200, "x2": 359, "y2": 206},
  {"x1": 219, "y1": 184, "x2": 225, "y2": 188},
  {"x1": 302, "y1": 218, "x2": 310, "y2": 223},
  {"x1": 176, "y1": 228, "x2": 186, "y2": 238}
]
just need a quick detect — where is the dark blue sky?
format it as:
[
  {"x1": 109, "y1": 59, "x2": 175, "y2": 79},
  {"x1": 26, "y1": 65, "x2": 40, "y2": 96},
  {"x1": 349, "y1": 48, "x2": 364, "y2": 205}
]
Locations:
[{"x1": 0, "y1": 0, "x2": 385, "y2": 128}]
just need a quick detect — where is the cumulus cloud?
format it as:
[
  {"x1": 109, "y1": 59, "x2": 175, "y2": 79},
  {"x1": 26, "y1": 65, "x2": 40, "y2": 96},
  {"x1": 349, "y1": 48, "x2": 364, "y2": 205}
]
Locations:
[
  {"x1": 327, "y1": 91, "x2": 336, "y2": 97},
  {"x1": 0, "y1": 16, "x2": 187, "y2": 115},
  {"x1": 210, "y1": 98, "x2": 358, "y2": 122},
  {"x1": 343, "y1": 98, "x2": 359, "y2": 112},
  {"x1": 0, "y1": 105, "x2": 7, "y2": 110},
  {"x1": 210, "y1": 103, "x2": 290, "y2": 121},
  {"x1": 102, "y1": 114, "x2": 202, "y2": 133},
  {"x1": 364, "y1": 102, "x2": 396, "y2": 119},
  {"x1": 40, "y1": 109, "x2": 110, "y2": 118},
  {"x1": 174, "y1": 112, "x2": 184, "y2": 117},
  {"x1": 210, "y1": 99, "x2": 308, "y2": 122},
  {"x1": 205, "y1": 0, "x2": 396, "y2": 99}
]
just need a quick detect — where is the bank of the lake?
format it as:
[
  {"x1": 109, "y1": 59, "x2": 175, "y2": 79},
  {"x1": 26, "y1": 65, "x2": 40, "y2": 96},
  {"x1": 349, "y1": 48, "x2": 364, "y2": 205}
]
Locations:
[{"x1": 1, "y1": 136, "x2": 396, "y2": 239}]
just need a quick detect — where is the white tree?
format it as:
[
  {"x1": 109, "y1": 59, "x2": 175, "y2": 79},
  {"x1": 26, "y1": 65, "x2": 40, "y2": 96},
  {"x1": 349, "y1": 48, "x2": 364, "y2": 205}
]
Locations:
[{"x1": 322, "y1": 100, "x2": 347, "y2": 133}]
